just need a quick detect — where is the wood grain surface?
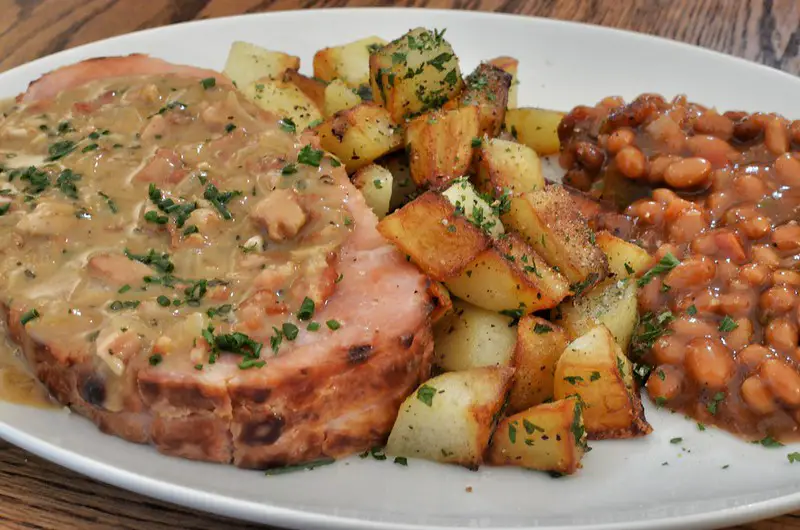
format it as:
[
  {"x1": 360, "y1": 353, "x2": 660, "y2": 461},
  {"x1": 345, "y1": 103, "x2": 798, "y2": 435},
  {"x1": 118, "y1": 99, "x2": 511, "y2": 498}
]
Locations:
[{"x1": 0, "y1": 1, "x2": 799, "y2": 529}]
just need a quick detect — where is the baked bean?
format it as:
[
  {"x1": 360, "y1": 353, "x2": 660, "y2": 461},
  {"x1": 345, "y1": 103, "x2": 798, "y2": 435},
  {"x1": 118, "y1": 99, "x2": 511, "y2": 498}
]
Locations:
[
  {"x1": 598, "y1": 96, "x2": 625, "y2": 109},
  {"x1": 772, "y1": 223, "x2": 800, "y2": 252},
  {"x1": 606, "y1": 127, "x2": 635, "y2": 153},
  {"x1": 741, "y1": 376, "x2": 778, "y2": 415},
  {"x1": 574, "y1": 141, "x2": 605, "y2": 172},
  {"x1": 645, "y1": 114, "x2": 686, "y2": 153},
  {"x1": 765, "y1": 118, "x2": 790, "y2": 155},
  {"x1": 651, "y1": 187, "x2": 680, "y2": 205},
  {"x1": 685, "y1": 337, "x2": 734, "y2": 389},
  {"x1": 719, "y1": 292, "x2": 754, "y2": 317},
  {"x1": 686, "y1": 135, "x2": 736, "y2": 168},
  {"x1": 693, "y1": 289, "x2": 721, "y2": 314},
  {"x1": 663, "y1": 197, "x2": 694, "y2": 223},
  {"x1": 664, "y1": 256, "x2": 716, "y2": 289},
  {"x1": 737, "y1": 344, "x2": 772, "y2": 370},
  {"x1": 704, "y1": 190, "x2": 733, "y2": 220},
  {"x1": 715, "y1": 261, "x2": 740, "y2": 284},
  {"x1": 733, "y1": 114, "x2": 764, "y2": 142},
  {"x1": 739, "y1": 263, "x2": 771, "y2": 287},
  {"x1": 761, "y1": 359, "x2": 800, "y2": 407},
  {"x1": 616, "y1": 146, "x2": 646, "y2": 179},
  {"x1": 646, "y1": 364, "x2": 684, "y2": 401},
  {"x1": 765, "y1": 318, "x2": 799, "y2": 353},
  {"x1": 725, "y1": 318, "x2": 753, "y2": 352},
  {"x1": 648, "y1": 156, "x2": 680, "y2": 184},
  {"x1": 563, "y1": 168, "x2": 592, "y2": 190},
  {"x1": 773, "y1": 269, "x2": 800, "y2": 286},
  {"x1": 775, "y1": 153, "x2": 800, "y2": 186},
  {"x1": 691, "y1": 233, "x2": 718, "y2": 256},
  {"x1": 760, "y1": 285, "x2": 797, "y2": 314},
  {"x1": 693, "y1": 112, "x2": 734, "y2": 140},
  {"x1": 714, "y1": 230, "x2": 747, "y2": 263},
  {"x1": 654, "y1": 243, "x2": 679, "y2": 262},
  {"x1": 652, "y1": 335, "x2": 685, "y2": 365},
  {"x1": 790, "y1": 120, "x2": 800, "y2": 144},
  {"x1": 664, "y1": 157, "x2": 712, "y2": 189},
  {"x1": 752, "y1": 244, "x2": 781, "y2": 268},
  {"x1": 709, "y1": 167, "x2": 734, "y2": 192},
  {"x1": 668, "y1": 208, "x2": 709, "y2": 244},
  {"x1": 624, "y1": 200, "x2": 662, "y2": 225},
  {"x1": 671, "y1": 315, "x2": 720, "y2": 339},
  {"x1": 732, "y1": 172, "x2": 767, "y2": 201},
  {"x1": 739, "y1": 215, "x2": 772, "y2": 240}
]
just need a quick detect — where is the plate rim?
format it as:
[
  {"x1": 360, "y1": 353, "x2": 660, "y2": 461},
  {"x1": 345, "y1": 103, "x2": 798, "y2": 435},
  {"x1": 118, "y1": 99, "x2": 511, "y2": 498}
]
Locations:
[{"x1": 1, "y1": 7, "x2": 800, "y2": 530}]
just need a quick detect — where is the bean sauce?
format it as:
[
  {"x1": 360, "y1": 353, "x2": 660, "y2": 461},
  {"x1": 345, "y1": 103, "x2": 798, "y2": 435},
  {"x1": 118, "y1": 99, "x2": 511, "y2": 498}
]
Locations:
[{"x1": 559, "y1": 94, "x2": 800, "y2": 441}]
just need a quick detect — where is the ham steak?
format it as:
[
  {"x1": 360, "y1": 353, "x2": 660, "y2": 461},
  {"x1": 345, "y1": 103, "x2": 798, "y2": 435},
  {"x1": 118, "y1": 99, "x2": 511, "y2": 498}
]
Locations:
[{"x1": 0, "y1": 56, "x2": 433, "y2": 468}]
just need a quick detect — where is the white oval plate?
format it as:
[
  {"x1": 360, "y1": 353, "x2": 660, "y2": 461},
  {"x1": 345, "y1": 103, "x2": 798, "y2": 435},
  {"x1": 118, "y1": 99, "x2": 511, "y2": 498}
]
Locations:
[{"x1": 1, "y1": 8, "x2": 799, "y2": 530}]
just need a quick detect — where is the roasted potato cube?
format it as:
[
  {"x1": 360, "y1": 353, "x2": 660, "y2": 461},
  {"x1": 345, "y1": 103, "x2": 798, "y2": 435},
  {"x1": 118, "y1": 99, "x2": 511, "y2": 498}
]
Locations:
[
  {"x1": 377, "y1": 191, "x2": 491, "y2": 281},
  {"x1": 369, "y1": 28, "x2": 464, "y2": 122},
  {"x1": 282, "y1": 70, "x2": 326, "y2": 110},
  {"x1": 487, "y1": 397, "x2": 587, "y2": 475},
  {"x1": 406, "y1": 106, "x2": 480, "y2": 189},
  {"x1": 487, "y1": 56, "x2": 518, "y2": 109},
  {"x1": 352, "y1": 164, "x2": 393, "y2": 219},
  {"x1": 313, "y1": 36, "x2": 388, "y2": 88},
  {"x1": 223, "y1": 42, "x2": 300, "y2": 88},
  {"x1": 433, "y1": 300, "x2": 516, "y2": 371},
  {"x1": 428, "y1": 280, "x2": 453, "y2": 324},
  {"x1": 241, "y1": 79, "x2": 322, "y2": 131},
  {"x1": 316, "y1": 103, "x2": 403, "y2": 172},
  {"x1": 508, "y1": 316, "x2": 569, "y2": 413},
  {"x1": 553, "y1": 278, "x2": 638, "y2": 352},
  {"x1": 595, "y1": 231, "x2": 653, "y2": 278},
  {"x1": 474, "y1": 137, "x2": 544, "y2": 197},
  {"x1": 386, "y1": 366, "x2": 514, "y2": 469},
  {"x1": 440, "y1": 177, "x2": 504, "y2": 238},
  {"x1": 444, "y1": 63, "x2": 511, "y2": 137},
  {"x1": 504, "y1": 186, "x2": 608, "y2": 288},
  {"x1": 504, "y1": 108, "x2": 564, "y2": 155},
  {"x1": 553, "y1": 325, "x2": 652, "y2": 439},
  {"x1": 445, "y1": 232, "x2": 570, "y2": 314},
  {"x1": 377, "y1": 152, "x2": 418, "y2": 211},
  {"x1": 323, "y1": 78, "x2": 362, "y2": 117}
]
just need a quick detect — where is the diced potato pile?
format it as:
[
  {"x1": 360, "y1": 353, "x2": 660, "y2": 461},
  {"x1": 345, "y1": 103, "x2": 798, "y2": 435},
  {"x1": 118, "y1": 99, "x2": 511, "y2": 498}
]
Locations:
[{"x1": 222, "y1": 27, "x2": 660, "y2": 478}]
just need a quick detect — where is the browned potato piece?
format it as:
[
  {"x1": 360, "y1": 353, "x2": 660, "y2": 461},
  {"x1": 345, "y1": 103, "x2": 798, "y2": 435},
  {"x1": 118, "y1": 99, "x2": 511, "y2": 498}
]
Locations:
[
  {"x1": 322, "y1": 79, "x2": 362, "y2": 117},
  {"x1": 369, "y1": 28, "x2": 464, "y2": 122},
  {"x1": 487, "y1": 397, "x2": 587, "y2": 475},
  {"x1": 241, "y1": 79, "x2": 322, "y2": 131},
  {"x1": 428, "y1": 280, "x2": 453, "y2": 324},
  {"x1": 444, "y1": 63, "x2": 511, "y2": 137},
  {"x1": 377, "y1": 191, "x2": 491, "y2": 281},
  {"x1": 504, "y1": 108, "x2": 564, "y2": 155},
  {"x1": 508, "y1": 316, "x2": 569, "y2": 413},
  {"x1": 223, "y1": 42, "x2": 300, "y2": 87},
  {"x1": 352, "y1": 164, "x2": 393, "y2": 218},
  {"x1": 552, "y1": 278, "x2": 638, "y2": 352},
  {"x1": 313, "y1": 36, "x2": 387, "y2": 87},
  {"x1": 282, "y1": 70, "x2": 326, "y2": 110},
  {"x1": 445, "y1": 232, "x2": 570, "y2": 314},
  {"x1": 406, "y1": 106, "x2": 480, "y2": 188},
  {"x1": 487, "y1": 56, "x2": 518, "y2": 109},
  {"x1": 376, "y1": 152, "x2": 418, "y2": 211},
  {"x1": 386, "y1": 366, "x2": 515, "y2": 469},
  {"x1": 553, "y1": 325, "x2": 652, "y2": 439},
  {"x1": 503, "y1": 186, "x2": 608, "y2": 289},
  {"x1": 433, "y1": 300, "x2": 516, "y2": 371},
  {"x1": 316, "y1": 103, "x2": 403, "y2": 173},
  {"x1": 595, "y1": 231, "x2": 653, "y2": 278},
  {"x1": 474, "y1": 138, "x2": 544, "y2": 197}
]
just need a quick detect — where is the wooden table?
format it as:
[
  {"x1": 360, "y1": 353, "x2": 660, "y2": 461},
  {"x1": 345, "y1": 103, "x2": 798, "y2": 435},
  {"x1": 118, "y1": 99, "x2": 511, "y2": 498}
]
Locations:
[{"x1": 0, "y1": 0, "x2": 798, "y2": 528}]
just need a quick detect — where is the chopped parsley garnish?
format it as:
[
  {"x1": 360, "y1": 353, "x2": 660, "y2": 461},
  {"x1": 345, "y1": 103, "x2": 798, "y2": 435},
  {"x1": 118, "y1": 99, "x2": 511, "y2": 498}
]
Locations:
[
  {"x1": 687, "y1": 304, "x2": 698, "y2": 317},
  {"x1": 238, "y1": 358, "x2": 266, "y2": 370},
  {"x1": 590, "y1": 371, "x2": 601, "y2": 382},
  {"x1": 718, "y1": 316, "x2": 738, "y2": 332},
  {"x1": 329, "y1": 157, "x2": 342, "y2": 168},
  {"x1": 706, "y1": 392, "x2": 725, "y2": 415},
  {"x1": 279, "y1": 117, "x2": 296, "y2": 134},
  {"x1": 669, "y1": 437, "x2": 683, "y2": 444},
  {"x1": 637, "y1": 253, "x2": 680, "y2": 287},
  {"x1": 788, "y1": 452, "x2": 800, "y2": 463},
  {"x1": 124, "y1": 248, "x2": 174, "y2": 274},
  {"x1": 144, "y1": 210, "x2": 169, "y2": 224},
  {"x1": 393, "y1": 456, "x2": 408, "y2": 466},
  {"x1": 427, "y1": 52, "x2": 453, "y2": 71},
  {"x1": 20, "y1": 309, "x2": 40, "y2": 326},
  {"x1": 81, "y1": 143, "x2": 99, "y2": 153},
  {"x1": 471, "y1": 137, "x2": 482, "y2": 148},
  {"x1": 108, "y1": 300, "x2": 141, "y2": 311},
  {"x1": 98, "y1": 191, "x2": 118, "y2": 213},
  {"x1": 373, "y1": 179, "x2": 383, "y2": 189},
  {"x1": 282, "y1": 163, "x2": 298, "y2": 176},
  {"x1": 570, "y1": 272, "x2": 599, "y2": 296},
  {"x1": 563, "y1": 376, "x2": 583, "y2": 385},
  {"x1": 297, "y1": 145, "x2": 324, "y2": 167},
  {"x1": 183, "y1": 225, "x2": 199, "y2": 236},
  {"x1": 533, "y1": 323, "x2": 552, "y2": 334},
  {"x1": 282, "y1": 323, "x2": 299, "y2": 341},
  {"x1": 508, "y1": 422, "x2": 517, "y2": 444},
  {"x1": 326, "y1": 319, "x2": 341, "y2": 330},
  {"x1": 149, "y1": 354, "x2": 163, "y2": 366},
  {"x1": 203, "y1": 183, "x2": 241, "y2": 220},
  {"x1": 206, "y1": 304, "x2": 232, "y2": 318},
  {"x1": 200, "y1": 77, "x2": 216, "y2": 89},
  {"x1": 523, "y1": 419, "x2": 544, "y2": 434},
  {"x1": 118, "y1": 284, "x2": 131, "y2": 294},
  {"x1": 307, "y1": 322, "x2": 320, "y2": 332},
  {"x1": 417, "y1": 384, "x2": 436, "y2": 407},
  {"x1": 297, "y1": 297, "x2": 315, "y2": 320},
  {"x1": 46, "y1": 140, "x2": 76, "y2": 161},
  {"x1": 624, "y1": 262, "x2": 635, "y2": 275},
  {"x1": 55, "y1": 169, "x2": 81, "y2": 199},
  {"x1": 697, "y1": 423, "x2": 706, "y2": 431},
  {"x1": 156, "y1": 295, "x2": 171, "y2": 307},
  {"x1": 148, "y1": 183, "x2": 197, "y2": 227},
  {"x1": 757, "y1": 436, "x2": 784, "y2": 448},
  {"x1": 0, "y1": 202, "x2": 10, "y2": 216},
  {"x1": 630, "y1": 310, "x2": 675, "y2": 360}
]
